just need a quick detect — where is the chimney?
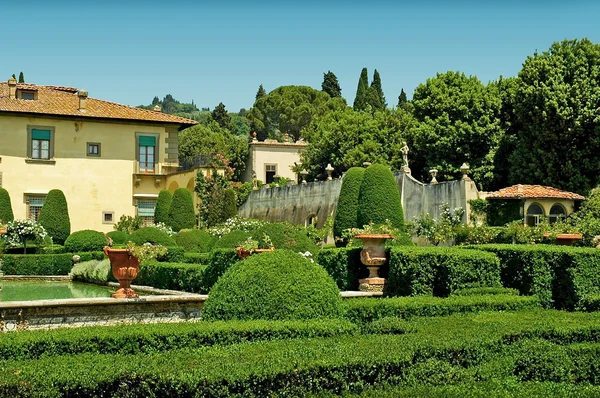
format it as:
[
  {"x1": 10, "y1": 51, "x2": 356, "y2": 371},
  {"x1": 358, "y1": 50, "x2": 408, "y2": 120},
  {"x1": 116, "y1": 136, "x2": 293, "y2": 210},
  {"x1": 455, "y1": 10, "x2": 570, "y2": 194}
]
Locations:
[
  {"x1": 153, "y1": 105, "x2": 161, "y2": 112},
  {"x1": 8, "y1": 77, "x2": 16, "y2": 99},
  {"x1": 78, "y1": 90, "x2": 88, "y2": 112}
]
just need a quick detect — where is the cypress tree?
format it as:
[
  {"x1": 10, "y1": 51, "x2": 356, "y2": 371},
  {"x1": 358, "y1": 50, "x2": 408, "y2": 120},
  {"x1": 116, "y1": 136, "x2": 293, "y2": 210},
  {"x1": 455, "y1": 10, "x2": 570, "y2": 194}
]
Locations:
[
  {"x1": 398, "y1": 88, "x2": 408, "y2": 109},
  {"x1": 255, "y1": 84, "x2": 266, "y2": 101},
  {"x1": 0, "y1": 188, "x2": 14, "y2": 223},
  {"x1": 211, "y1": 102, "x2": 232, "y2": 129},
  {"x1": 353, "y1": 68, "x2": 369, "y2": 111},
  {"x1": 18, "y1": 72, "x2": 24, "y2": 83},
  {"x1": 370, "y1": 69, "x2": 386, "y2": 108},
  {"x1": 11, "y1": 74, "x2": 15, "y2": 79},
  {"x1": 38, "y1": 189, "x2": 71, "y2": 245},
  {"x1": 366, "y1": 86, "x2": 383, "y2": 111},
  {"x1": 154, "y1": 189, "x2": 173, "y2": 225},
  {"x1": 357, "y1": 164, "x2": 404, "y2": 230},
  {"x1": 168, "y1": 188, "x2": 196, "y2": 231},
  {"x1": 321, "y1": 71, "x2": 342, "y2": 98}
]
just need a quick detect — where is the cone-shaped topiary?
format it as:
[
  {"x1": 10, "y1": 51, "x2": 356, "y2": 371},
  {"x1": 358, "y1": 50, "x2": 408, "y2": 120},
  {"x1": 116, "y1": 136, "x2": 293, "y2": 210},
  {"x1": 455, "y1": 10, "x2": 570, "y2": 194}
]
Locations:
[
  {"x1": 0, "y1": 187, "x2": 14, "y2": 224},
  {"x1": 357, "y1": 164, "x2": 404, "y2": 230},
  {"x1": 203, "y1": 249, "x2": 344, "y2": 321},
  {"x1": 154, "y1": 190, "x2": 173, "y2": 225},
  {"x1": 168, "y1": 188, "x2": 196, "y2": 231},
  {"x1": 333, "y1": 167, "x2": 365, "y2": 239},
  {"x1": 38, "y1": 189, "x2": 71, "y2": 244}
]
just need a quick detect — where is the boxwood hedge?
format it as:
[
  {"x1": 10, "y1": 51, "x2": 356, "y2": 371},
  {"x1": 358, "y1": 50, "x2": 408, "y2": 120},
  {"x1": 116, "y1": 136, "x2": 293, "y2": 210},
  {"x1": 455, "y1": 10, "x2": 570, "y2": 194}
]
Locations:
[
  {"x1": 357, "y1": 164, "x2": 404, "y2": 230},
  {"x1": 64, "y1": 229, "x2": 108, "y2": 252},
  {"x1": 2, "y1": 251, "x2": 105, "y2": 275},
  {"x1": 333, "y1": 167, "x2": 365, "y2": 239},
  {"x1": 136, "y1": 261, "x2": 208, "y2": 293}
]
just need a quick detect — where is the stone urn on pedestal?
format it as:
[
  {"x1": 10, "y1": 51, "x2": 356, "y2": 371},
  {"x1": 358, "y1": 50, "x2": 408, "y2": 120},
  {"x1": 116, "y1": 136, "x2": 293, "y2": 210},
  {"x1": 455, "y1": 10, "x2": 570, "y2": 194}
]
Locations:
[
  {"x1": 103, "y1": 246, "x2": 140, "y2": 298},
  {"x1": 355, "y1": 234, "x2": 392, "y2": 292}
]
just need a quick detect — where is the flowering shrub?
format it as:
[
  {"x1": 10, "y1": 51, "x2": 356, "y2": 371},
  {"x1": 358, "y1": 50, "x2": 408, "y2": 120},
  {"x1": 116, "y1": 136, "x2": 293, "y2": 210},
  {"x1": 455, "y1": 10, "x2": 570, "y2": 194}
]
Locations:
[
  {"x1": 149, "y1": 222, "x2": 175, "y2": 237},
  {"x1": 125, "y1": 242, "x2": 168, "y2": 264},
  {"x1": 3, "y1": 219, "x2": 48, "y2": 253},
  {"x1": 408, "y1": 204, "x2": 465, "y2": 246},
  {"x1": 208, "y1": 216, "x2": 266, "y2": 238}
]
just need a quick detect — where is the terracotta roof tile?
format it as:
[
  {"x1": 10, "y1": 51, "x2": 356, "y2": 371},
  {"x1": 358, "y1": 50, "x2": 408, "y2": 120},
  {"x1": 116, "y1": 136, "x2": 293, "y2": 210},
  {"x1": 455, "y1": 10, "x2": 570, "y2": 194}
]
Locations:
[
  {"x1": 0, "y1": 82, "x2": 197, "y2": 127},
  {"x1": 486, "y1": 184, "x2": 585, "y2": 200}
]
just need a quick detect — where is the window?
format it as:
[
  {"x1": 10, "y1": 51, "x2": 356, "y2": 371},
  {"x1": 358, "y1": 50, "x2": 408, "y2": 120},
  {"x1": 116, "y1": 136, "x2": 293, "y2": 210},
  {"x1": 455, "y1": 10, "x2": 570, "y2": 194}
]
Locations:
[
  {"x1": 549, "y1": 204, "x2": 566, "y2": 224},
  {"x1": 28, "y1": 196, "x2": 45, "y2": 221},
  {"x1": 20, "y1": 91, "x2": 35, "y2": 100},
  {"x1": 102, "y1": 211, "x2": 114, "y2": 224},
  {"x1": 27, "y1": 126, "x2": 55, "y2": 161},
  {"x1": 265, "y1": 164, "x2": 277, "y2": 184},
  {"x1": 137, "y1": 199, "x2": 156, "y2": 225},
  {"x1": 87, "y1": 142, "x2": 101, "y2": 157},
  {"x1": 138, "y1": 135, "x2": 156, "y2": 173},
  {"x1": 526, "y1": 203, "x2": 544, "y2": 226}
]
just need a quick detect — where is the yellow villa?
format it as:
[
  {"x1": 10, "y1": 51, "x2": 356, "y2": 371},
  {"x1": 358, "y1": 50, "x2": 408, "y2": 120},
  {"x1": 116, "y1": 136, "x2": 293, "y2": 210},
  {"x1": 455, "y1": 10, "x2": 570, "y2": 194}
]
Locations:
[{"x1": 0, "y1": 77, "x2": 198, "y2": 233}]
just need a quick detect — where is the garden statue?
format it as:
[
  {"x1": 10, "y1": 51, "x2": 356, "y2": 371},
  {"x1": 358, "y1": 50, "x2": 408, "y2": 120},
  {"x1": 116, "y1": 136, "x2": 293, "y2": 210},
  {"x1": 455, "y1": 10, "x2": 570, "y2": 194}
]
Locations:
[{"x1": 401, "y1": 141, "x2": 409, "y2": 167}]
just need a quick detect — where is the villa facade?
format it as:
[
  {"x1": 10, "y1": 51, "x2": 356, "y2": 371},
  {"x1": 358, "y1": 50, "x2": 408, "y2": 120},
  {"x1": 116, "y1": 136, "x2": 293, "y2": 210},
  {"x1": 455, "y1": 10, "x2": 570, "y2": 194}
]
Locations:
[{"x1": 0, "y1": 77, "x2": 198, "y2": 233}]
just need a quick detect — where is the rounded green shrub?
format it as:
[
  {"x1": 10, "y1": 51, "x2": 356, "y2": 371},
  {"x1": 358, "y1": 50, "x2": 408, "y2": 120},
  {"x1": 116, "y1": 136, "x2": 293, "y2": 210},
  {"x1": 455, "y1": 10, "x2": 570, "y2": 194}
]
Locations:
[
  {"x1": 106, "y1": 231, "x2": 129, "y2": 245},
  {"x1": 251, "y1": 222, "x2": 319, "y2": 254},
  {"x1": 64, "y1": 230, "x2": 108, "y2": 252},
  {"x1": 333, "y1": 167, "x2": 365, "y2": 239},
  {"x1": 129, "y1": 227, "x2": 176, "y2": 246},
  {"x1": 212, "y1": 230, "x2": 251, "y2": 249},
  {"x1": 175, "y1": 229, "x2": 216, "y2": 253},
  {"x1": 168, "y1": 188, "x2": 196, "y2": 231},
  {"x1": 203, "y1": 250, "x2": 344, "y2": 321},
  {"x1": 357, "y1": 164, "x2": 404, "y2": 230},
  {"x1": 38, "y1": 189, "x2": 71, "y2": 245},
  {"x1": 0, "y1": 187, "x2": 14, "y2": 223},
  {"x1": 154, "y1": 190, "x2": 173, "y2": 225}
]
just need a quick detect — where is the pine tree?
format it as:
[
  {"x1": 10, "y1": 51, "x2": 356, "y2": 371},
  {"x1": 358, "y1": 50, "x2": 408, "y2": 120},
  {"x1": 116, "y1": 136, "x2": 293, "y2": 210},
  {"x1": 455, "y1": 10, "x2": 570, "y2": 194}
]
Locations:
[
  {"x1": 353, "y1": 68, "x2": 369, "y2": 111},
  {"x1": 18, "y1": 72, "x2": 24, "y2": 83},
  {"x1": 211, "y1": 102, "x2": 232, "y2": 129},
  {"x1": 255, "y1": 84, "x2": 266, "y2": 101},
  {"x1": 397, "y1": 88, "x2": 408, "y2": 109},
  {"x1": 370, "y1": 69, "x2": 386, "y2": 109},
  {"x1": 321, "y1": 71, "x2": 342, "y2": 98}
]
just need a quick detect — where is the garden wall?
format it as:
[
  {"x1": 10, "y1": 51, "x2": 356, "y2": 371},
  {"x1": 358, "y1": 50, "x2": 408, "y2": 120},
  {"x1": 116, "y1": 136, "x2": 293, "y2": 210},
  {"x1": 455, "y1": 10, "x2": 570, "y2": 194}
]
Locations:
[{"x1": 239, "y1": 170, "x2": 480, "y2": 226}]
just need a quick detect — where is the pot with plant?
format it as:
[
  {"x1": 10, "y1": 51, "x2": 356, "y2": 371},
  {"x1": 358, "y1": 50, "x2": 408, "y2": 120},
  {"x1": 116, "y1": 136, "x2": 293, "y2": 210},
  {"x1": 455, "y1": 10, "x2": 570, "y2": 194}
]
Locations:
[{"x1": 236, "y1": 234, "x2": 275, "y2": 259}]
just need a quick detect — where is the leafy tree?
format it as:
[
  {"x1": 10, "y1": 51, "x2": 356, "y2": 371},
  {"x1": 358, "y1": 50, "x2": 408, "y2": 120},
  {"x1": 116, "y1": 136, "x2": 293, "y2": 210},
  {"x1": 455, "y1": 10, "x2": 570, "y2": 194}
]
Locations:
[
  {"x1": 154, "y1": 190, "x2": 173, "y2": 225},
  {"x1": 322, "y1": 70, "x2": 342, "y2": 98},
  {"x1": 138, "y1": 94, "x2": 198, "y2": 114},
  {"x1": 168, "y1": 188, "x2": 196, "y2": 231},
  {"x1": 0, "y1": 187, "x2": 14, "y2": 223},
  {"x1": 18, "y1": 72, "x2": 24, "y2": 83},
  {"x1": 333, "y1": 167, "x2": 365, "y2": 239},
  {"x1": 255, "y1": 84, "x2": 266, "y2": 101},
  {"x1": 246, "y1": 85, "x2": 345, "y2": 141},
  {"x1": 230, "y1": 114, "x2": 250, "y2": 137},
  {"x1": 370, "y1": 69, "x2": 386, "y2": 109},
  {"x1": 301, "y1": 107, "x2": 415, "y2": 180},
  {"x1": 409, "y1": 71, "x2": 503, "y2": 190},
  {"x1": 357, "y1": 164, "x2": 404, "y2": 230},
  {"x1": 211, "y1": 102, "x2": 232, "y2": 130},
  {"x1": 397, "y1": 88, "x2": 408, "y2": 109},
  {"x1": 38, "y1": 189, "x2": 70, "y2": 245},
  {"x1": 206, "y1": 188, "x2": 237, "y2": 227},
  {"x1": 509, "y1": 39, "x2": 600, "y2": 194},
  {"x1": 353, "y1": 68, "x2": 369, "y2": 111}
]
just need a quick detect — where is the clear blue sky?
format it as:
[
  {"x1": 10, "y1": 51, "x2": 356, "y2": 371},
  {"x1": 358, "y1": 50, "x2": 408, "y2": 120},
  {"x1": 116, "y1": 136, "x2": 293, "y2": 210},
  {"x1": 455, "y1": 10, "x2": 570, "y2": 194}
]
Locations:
[{"x1": 3, "y1": 1, "x2": 599, "y2": 112}]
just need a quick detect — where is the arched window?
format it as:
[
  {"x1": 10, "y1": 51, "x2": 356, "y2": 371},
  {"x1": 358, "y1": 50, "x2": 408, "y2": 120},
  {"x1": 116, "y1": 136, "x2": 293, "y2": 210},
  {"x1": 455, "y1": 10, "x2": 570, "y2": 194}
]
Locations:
[
  {"x1": 526, "y1": 203, "x2": 544, "y2": 226},
  {"x1": 549, "y1": 204, "x2": 566, "y2": 224}
]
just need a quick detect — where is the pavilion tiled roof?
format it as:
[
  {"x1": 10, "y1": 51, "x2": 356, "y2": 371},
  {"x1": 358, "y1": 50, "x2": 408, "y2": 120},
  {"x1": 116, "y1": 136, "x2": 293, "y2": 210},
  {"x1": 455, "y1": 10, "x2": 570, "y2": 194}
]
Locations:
[
  {"x1": 0, "y1": 82, "x2": 197, "y2": 127},
  {"x1": 486, "y1": 184, "x2": 585, "y2": 200}
]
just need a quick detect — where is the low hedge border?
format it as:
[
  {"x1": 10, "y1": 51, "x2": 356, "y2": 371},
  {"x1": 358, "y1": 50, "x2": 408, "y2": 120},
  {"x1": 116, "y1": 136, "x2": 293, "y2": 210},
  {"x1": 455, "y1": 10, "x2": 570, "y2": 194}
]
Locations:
[
  {"x1": 344, "y1": 294, "x2": 541, "y2": 323},
  {"x1": 137, "y1": 262, "x2": 208, "y2": 293},
  {"x1": 316, "y1": 247, "x2": 367, "y2": 290},
  {"x1": 183, "y1": 252, "x2": 210, "y2": 264},
  {"x1": 1, "y1": 251, "x2": 105, "y2": 275}
]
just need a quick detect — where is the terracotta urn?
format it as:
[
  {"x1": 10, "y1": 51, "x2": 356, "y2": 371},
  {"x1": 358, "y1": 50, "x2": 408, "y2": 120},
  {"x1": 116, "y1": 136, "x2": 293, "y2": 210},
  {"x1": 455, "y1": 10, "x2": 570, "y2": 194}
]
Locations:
[
  {"x1": 354, "y1": 234, "x2": 392, "y2": 292},
  {"x1": 236, "y1": 247, "x2": 275, "y2": 260},
  {"x1": 103, "y1": 246, "x2": 140, "y2": 298},
  {"x1": 555, "y1": 233, "x2": 583, "y2": 246}
]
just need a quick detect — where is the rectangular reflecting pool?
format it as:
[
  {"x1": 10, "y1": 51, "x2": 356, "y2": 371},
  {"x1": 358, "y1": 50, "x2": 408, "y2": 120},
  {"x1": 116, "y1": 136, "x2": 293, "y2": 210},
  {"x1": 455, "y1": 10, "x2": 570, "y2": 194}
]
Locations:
[{"x1": 0, "y1": 280, "x2": 121, "y2": 301}]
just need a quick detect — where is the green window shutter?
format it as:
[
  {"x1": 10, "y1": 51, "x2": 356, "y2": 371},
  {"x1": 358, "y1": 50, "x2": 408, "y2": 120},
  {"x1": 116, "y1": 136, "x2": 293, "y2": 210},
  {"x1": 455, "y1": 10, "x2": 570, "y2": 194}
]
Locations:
[
  {"x1": 139, "y1": 136, "x2": 156, "y2": 147},
  {"x1": 31, "y1": 129, "x2": 51, "y2": 140}
]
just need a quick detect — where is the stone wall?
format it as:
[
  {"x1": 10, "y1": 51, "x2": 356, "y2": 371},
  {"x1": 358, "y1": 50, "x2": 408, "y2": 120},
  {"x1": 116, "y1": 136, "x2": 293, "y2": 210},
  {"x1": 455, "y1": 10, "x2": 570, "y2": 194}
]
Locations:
[{"x1": 239, "y1": 171, "x2": 480, "y2": 227}]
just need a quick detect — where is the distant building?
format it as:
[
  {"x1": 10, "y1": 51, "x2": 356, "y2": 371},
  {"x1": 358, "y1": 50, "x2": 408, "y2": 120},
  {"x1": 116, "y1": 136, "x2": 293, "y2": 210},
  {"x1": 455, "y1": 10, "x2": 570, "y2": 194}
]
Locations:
[
  {"x1": 482, "y1": 184, "x2": 585, "y2": 226},
  {"x1": 242, "y1": 135, "x2": 308, "y2": 184},
  {"x1": 0, "y1": 77, "x2": 199, "y2": 232}
]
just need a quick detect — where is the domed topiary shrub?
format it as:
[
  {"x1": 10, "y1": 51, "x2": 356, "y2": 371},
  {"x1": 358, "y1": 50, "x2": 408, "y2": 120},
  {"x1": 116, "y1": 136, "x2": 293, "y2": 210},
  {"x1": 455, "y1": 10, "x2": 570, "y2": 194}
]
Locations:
[
  {"x1": 203, "y1": 250, "x2": 344, "y2": 321},
  {"x1": 357, "y1": 164, "x2": 404, "y2": 230},
  {"x1": 212, "y1": 230, "x2": 251, "y2": 250},
  {"x1": 168, "y1": 188, "x2": 196, "y2": 231},
  {"x1": 64, "y1": 230, "x2": 108, "y2": 252},
  {"x1": 333, "y1": 167, "x2": 365, "y2": 239},
  {"x1": 175, "y1": 229, "x2": 216, "y2": 253},
  {"x1": 106, "y1": 230, "x2": 129, "y2": 245},
  {"x1": 129, "y1": 227, "x2": 176, "y2": 246},
  {"x1": 0, "y1": 187, "x2": 14, "y2": 223},
  {"x1": 154, "y1": 190, "x2": 173, "y2": 225},
  {"x1": 38, "y1": 189, "x2": 71, "y2": 245}
]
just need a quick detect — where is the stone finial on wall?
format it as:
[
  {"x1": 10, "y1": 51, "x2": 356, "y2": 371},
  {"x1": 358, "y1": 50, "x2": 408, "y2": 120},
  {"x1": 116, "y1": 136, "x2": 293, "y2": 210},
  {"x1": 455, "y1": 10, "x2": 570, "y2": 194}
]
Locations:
[
  {"x1": 429, "y1": 169, "x2": 438, "y2": 184},
  {"x1": 325, "y1": 164, "x2": 334, "y2": 181},
  {"x1": 300, "y1": 169, "x2": 308, "y2": 184},
  {"x1": 252, "y1": 132, "x2": 258, "y2": 142},
  {"x1": 460, "y1": 163, "x2": 471, "y2": 181}
]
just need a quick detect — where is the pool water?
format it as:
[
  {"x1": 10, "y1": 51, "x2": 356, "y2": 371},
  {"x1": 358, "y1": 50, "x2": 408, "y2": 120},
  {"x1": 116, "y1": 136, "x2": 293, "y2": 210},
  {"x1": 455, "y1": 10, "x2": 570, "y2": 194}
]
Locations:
[{"x1": 0, "y1": 281, "x2": 119, "y2": 301}]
